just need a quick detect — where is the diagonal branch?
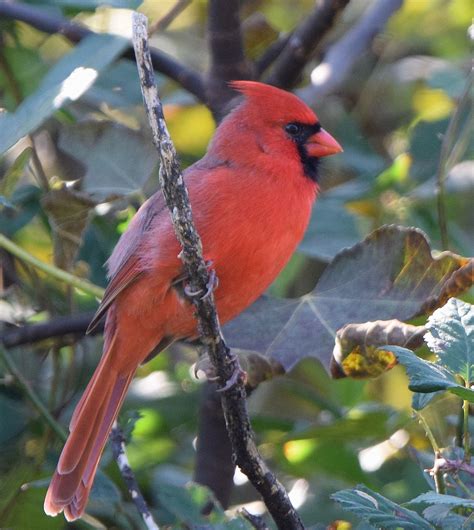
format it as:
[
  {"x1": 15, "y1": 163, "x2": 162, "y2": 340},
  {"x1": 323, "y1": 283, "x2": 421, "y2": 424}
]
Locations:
[
  {"x1": 206, "y1": 0, "x2": 252, "y2": 119},
  {"x1": 132, "y1": 13, "x2": 304, "y2": 529},
  {"x1": 266, "y1": 0, "x2": 352, "y2": 89},
  {"x1": 0, "y1": 0, "x2": 206, "y2": 102},
  {"x1": 301, "y1": 0, "x2": 404, "y2": 102}
]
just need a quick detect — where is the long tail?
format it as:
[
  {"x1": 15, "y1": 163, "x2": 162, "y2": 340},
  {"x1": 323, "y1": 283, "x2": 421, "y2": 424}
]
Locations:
[{"x1": 44, "y1": 334, "x2": 135, "y2": 521}]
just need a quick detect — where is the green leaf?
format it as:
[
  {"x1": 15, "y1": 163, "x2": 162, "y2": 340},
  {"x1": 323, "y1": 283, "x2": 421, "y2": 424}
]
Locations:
[
  {"x1": 0, "y1": 33, "x2": 128, "y2": 155},
  {"x1": 41, "y1": 186, "x2": 95, "y2": 270},
  {"x1": 332, "y1": 484, "x2": 434, "y2": 529},
  {"x1": 0, "y1": 185, "x2": 42, "y2": 237},
  {"x1": 389, "y1": 346, "x2": 474, "y2": 403},
  {"x1": 58, "y1": 121, "x2": 158, "y2": 199},
  {"x1": 408, "y1": 491, "x2": 474, "y2": 509},
  {"x1": 289, "y1": 406, "x2": 405, "y2": 444},
  {"x1": 425, "y1": 298, "x2": 473, "y2": 383},
  {"x1": 224, "y1": 226, "x2": 468, "y2": 372},
  {"x1": 0, "y1": 147, "x2": 32, "y2": 198}
]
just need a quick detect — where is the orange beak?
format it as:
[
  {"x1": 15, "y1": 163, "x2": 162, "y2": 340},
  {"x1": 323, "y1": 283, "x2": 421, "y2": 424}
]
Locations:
[{"x1": 306, "y1": 128, "x2": 343, "y2": 158}]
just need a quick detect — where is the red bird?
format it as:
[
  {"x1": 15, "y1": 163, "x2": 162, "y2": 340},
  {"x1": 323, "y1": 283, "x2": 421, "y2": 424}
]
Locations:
[{"x1": 44, "y1": 81, "x2": 342, "y2": 520}]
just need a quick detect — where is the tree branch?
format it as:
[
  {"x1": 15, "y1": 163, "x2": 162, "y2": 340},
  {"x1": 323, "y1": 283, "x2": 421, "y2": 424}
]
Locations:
[
  {"x1": 300, "y1": 0, "x2": 403, "y2": 102},
  {"x1": 207, "y1": 0, "x2": 252, "y2": 119},
  {"x1": 0, "y1": 0, "x2": 206, "y2": 102},
  {"x1": 1, "y1": 312, "x2": 98, "y2": 348},
  {"x1": 132, "y1": 13, "x2": 304, "y2": 529},
  {"x1": 193, "y1": 382, "x2": 235, "y2": 508},
  {"x1": 266, "y1": 0, "x2": 352, "y2": 89}
]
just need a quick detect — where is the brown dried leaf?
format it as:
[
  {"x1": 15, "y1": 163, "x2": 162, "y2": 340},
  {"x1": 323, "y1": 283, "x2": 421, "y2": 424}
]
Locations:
[{"x1": 330, "y1": 320, "x2": 426, "y2": 379}]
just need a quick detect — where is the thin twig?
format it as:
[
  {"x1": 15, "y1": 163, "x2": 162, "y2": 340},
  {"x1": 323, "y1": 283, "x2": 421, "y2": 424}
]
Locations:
[
  {"x1": 416, "y1": 412, "x2": 446, "y2": 495},
  {"x1": 0, "y1": 345, "x2": 67, "y2": 442},
  {"x1": 254, "y1": 33, "x2": 291, "y2": 77},
  {"x1": 0, "y1": 0, "x2": 206, "y2": 102},
  {"x1": 435, "y1": 79, "x2": 472, "y2": 250},
  {"x1": 0, "y1": 312, "x2": 98, "y2": 348},
  {"x1": 132, "y1": 13, "x2": 304, "y2": 530},
  {"x1": 463, "y1": 391, "x2": 471, "y2": 464},
  {"x1": 266, "y1": 0, "x2": 351, "y2": 88},
  {"x1": 241, "y1": 508, "x2": 270, "y2": 530},
  {"x1": 148, "y1": 0, "x2": 191, "y2": 35},
  {"x1": 110, "y1": 423, "x2": 159, "y2": 530},
  {"x1": 0, "y1": 234, "x2": 104, "y2": 298}
]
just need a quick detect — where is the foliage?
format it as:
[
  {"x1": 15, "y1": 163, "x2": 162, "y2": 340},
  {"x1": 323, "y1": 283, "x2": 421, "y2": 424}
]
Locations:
[
  {"x1": 333, "y1": 299, "x2": 474, "y2": 529},
  {"x1": 0, "y1": 0, "x2": 472, "y2": 529}
]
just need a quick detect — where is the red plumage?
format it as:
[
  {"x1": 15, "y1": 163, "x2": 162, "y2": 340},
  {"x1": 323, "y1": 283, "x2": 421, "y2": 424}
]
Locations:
[{"x1": 44, "y1": 81, "x2": 342, "y2": 521}]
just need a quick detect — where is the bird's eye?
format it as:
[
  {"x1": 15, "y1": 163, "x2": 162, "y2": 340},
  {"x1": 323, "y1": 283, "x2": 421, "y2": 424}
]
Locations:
[{"x1": 285, "y1": 123, "x2": 301, "y2": 136}]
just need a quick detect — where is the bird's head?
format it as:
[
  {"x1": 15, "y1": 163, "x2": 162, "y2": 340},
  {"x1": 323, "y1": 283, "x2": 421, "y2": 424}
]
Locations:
[{"x1": 225, "y1": 80, "x2": 342, "y2": 182}]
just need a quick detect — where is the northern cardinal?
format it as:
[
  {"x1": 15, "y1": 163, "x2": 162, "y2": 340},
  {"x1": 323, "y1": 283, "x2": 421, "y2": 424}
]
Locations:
[{"x1": 44, "y1": 81, "x2": 342, "y2": 520}]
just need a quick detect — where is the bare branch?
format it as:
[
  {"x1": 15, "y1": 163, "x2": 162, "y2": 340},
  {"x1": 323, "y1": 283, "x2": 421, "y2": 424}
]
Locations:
[
  {"x1": 110, "y1": 423, "x2": 160, "y2": 530},
  {"x1": 241, "y1": 509, "x2": 270, "y2": 530},
  {"x1": 266, "y1": 0, "x2": 352, "y2": 89},
  {"x1": 194, "y1": 382, "x2": 235, "y2": 509},
  {"x1": 1, "y1": 312, "x2": 98, "y2": 348},
  {"x1": 255, "y1": 34, "x2": 291, "y2": 77},
  {"x1": 0, "y1": 0, "x2": 206, "y2": 102},
  {"x1": 148, "y1": 0, "x2": 191, "y2": 35},
  {"x1": 300, "y1": 0, "x2": 404, "y2": 102},
  {"x1": 207, "y1": 0, "x2": 252, "y2": 119},
  {"x1": 132, "y1": 13, "x2": 304, "y2": 529}
]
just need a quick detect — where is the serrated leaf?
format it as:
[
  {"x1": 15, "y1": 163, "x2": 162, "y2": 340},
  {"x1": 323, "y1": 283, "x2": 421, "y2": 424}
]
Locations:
[
  {"x1": 408, "y1": 492, "x2": 474, "y2": 509},
  {"x1": 425, "y1": 298, "x2": 473, "y2": 383},
  {"x1": 332, "y1": 485, "x2": 434, "y2": 529},
  {"x1": 58, "y1": 121, "x2": 158, "y2": 198},
  {"x1": 389, "y1": 346, "x2": 474, "y2": 403},
  {"x1": 0, "y1": 33, "x2": 128, "y2": 155},
  {"x1": 224, "y1": 226, "x2": 470, "y2": 373}
]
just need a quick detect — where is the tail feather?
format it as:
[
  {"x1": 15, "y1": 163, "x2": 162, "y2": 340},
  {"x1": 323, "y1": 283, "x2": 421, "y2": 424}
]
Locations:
[{"x1": 44, "y1": 336, "x2": 136, "y2": 521}]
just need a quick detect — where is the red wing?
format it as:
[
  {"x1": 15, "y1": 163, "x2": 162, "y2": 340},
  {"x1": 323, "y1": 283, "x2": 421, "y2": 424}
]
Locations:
[
  {"x1": 87, "y1": 192, "x2": 166, "y2": 333},
  {"x1": 86, "y1": 256, "x2": 143, "y2": 333}
]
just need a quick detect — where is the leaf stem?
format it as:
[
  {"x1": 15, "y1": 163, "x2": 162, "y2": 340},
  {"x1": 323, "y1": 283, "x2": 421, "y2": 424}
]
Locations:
[
  {"x1": 0, "y1": 233, "x2": 104, "y2": 298},
  {"x1": 416, "y1": 411, "x2": 446, "y2": 494},
  {"x1": 0, "y1": 345, "x2": 67, "y2": 442},
  {"x1": 463, "y1": 395, "x2": 471, "y2": 463}
]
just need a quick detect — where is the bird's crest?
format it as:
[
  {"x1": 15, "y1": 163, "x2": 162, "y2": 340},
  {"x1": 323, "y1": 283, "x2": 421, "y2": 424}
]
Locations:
[{"x1": 228, "y1": 80, "x2": 317, "y2": 125}]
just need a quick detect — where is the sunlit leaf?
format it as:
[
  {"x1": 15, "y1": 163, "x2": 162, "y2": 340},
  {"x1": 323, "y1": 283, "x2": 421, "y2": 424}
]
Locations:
[
  {"x1": 425, "y1": 298, "x2": 473, "y2": 383},
  {"x1": 332, "y1": 485, "x2": 433, "y2": 529},
  {"x1": 389, "y1": 345, "x2": 474, "y2": 403},
  {"x1": 0, "y1": 33, "x2": 128, "y2": 155}
]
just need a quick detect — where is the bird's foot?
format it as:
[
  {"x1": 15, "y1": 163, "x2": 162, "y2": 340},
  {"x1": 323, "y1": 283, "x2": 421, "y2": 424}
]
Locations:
[
  {"x1": 183, "y1": 262, "x2": 219, "y2": 300},
  {"x1": 194, "y1": 353, "x2": 247, "y2": 391},
  {"x1": 216, "y1": 363, "x2": 247, "y2": 392}
]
